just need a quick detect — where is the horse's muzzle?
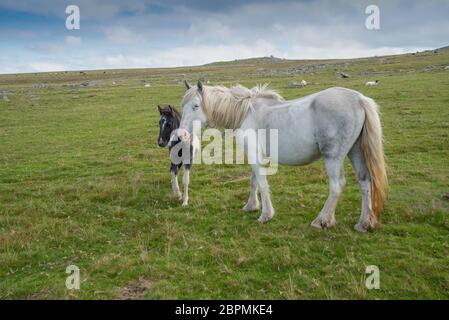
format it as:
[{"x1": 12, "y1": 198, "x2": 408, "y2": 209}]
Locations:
[{"x1": 157, "y1": 137, "x2": 167, "y2": 147}]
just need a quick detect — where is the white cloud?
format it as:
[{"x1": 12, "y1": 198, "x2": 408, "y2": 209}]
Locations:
[
  {"x1": 65, "y1": 36, "x2": 82, "y2": 46},
  {"x1": 0, "y1": 0, "x2": 447, "y2": 74},
  {"x1": 28, "y1": 62, "x2": 67, "y2": 72},
  {"x1": 102, "y1": 26, "x2": 144, "y2": 44},
  {"x1": 86, "y1": 40, "x2": 278, "y2": 69}
]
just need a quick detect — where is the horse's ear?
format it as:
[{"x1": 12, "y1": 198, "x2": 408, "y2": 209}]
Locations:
[
  {"x1": 168, "y1": 105, "x2": 175, "y2": 115},
  {"x1": 197, "y1": 80, "x2": 203, "y2": 93},
  {"x1": 184, "y1": 80, "x2": 191, "y2": 90},
  {"x1": 157, "y1": 105, "x2": 162, "y2": 114}
]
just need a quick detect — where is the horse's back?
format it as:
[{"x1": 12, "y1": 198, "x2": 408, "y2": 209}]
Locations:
[{"x1": 255, "y1": 87, "x2": 367, "y2": 164}]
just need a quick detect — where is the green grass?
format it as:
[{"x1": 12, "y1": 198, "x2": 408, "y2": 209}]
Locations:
[{"x1": 0, "y1": 49, "x2": 448, "y2": 299}]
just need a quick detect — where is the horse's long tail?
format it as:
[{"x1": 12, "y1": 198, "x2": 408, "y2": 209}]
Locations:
[{"x1": 359, "y1": 97, "x2": 388, "y2": 227}]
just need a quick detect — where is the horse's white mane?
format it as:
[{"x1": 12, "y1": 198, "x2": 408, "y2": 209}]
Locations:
[{"x1": 182, "y1": 83, "x2": 285, "y2": 129}]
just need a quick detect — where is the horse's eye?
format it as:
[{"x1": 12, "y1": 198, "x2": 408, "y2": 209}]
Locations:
[{"x1": 193, "y1": 105, "x2": 199, "y2": 111}]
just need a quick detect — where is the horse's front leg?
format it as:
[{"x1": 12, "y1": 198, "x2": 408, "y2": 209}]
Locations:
[
  {"x1": 181, "y1": 164, "x2": 191, "y2": 206},
  {"x1": 252, "y1": 164, "x2": 275, "y2": 223},
  {"x1": 242, "y1": 170, "x2": 260, "y2": 212},
  {"x1": 170, "y1": 163, "x2": 182, "y2": 200}
]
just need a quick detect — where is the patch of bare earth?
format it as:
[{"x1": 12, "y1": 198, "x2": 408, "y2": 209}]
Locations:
[
  {"x1": 27, "y1": 289, "x2": 50, "y2": 300},
  {"x1": 116, "y1": 278, "x2": 152, "y2": 300}
]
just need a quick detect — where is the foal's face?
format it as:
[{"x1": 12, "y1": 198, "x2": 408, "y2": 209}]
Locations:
[{"x1": 157, "y1": 109, "x2": 176, "y2": 147}]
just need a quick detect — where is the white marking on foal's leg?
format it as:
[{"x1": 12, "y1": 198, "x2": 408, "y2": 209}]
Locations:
[
  {"x1": 242, "y1": 170, "x2": 260, "y2": 212},
  {"x1": 252, "y1": 165, "x2": 275, "y2": 223},
  {"x1": 311, "y1": 158, "x2": 345, "y2": 229},
  {"x1": 171, "y1": 170, "x2": 182, "y2": 200},
  {"x1": 182, "y1": 168, "x2": 190, "y2": 206}
]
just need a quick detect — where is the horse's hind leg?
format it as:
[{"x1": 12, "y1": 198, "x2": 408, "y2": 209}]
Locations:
[
  {"x1": 242, "y1": 170, "x2": 260, "y2": 212},
  {"x1": 181, "y1": 164, "x2": 191, "y2": 206},
  {"x1": 170, "y1": 163, "x2": 182, "y2": 200},
  {"x1": 311, "y1": 157, "x2": 346, "y2": 229},
  {"x1": 348, "y1": 138, "x2": 373, "y2": 232}
]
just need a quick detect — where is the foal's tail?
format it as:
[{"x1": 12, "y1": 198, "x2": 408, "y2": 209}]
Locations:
[{"x1": 359, "y1": 97, "x2": 388, "y2": 227}]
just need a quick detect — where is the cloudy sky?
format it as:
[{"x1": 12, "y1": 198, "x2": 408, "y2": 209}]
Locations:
[{"x1": 0, "y1": 0, "x2": 448, "y2": 74}]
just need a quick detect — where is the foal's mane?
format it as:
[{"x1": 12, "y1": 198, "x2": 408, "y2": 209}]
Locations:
[{"x1": 182, "y1": 83, "x2": 285, "y2": 129}]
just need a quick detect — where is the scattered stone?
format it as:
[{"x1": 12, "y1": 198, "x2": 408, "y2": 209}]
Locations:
[
  {"x1": 338, "y1": 71, "x2": 351, "y2": 78},
  {"x1": 424, "y1": 65, "x2": 437, "y2": 72},
  {"x1": 144, "y1": 83, "x2": 151, "y2": 88},
  {"x1": 444, "y1": 66, "x2": 449, "y2": 71},
  {"x1": 34, "y1": 82, "x2": 45, "y2": 89},
  {"x1": 1, "y1": 95, "x2": 10, "y2": 102},
  {"x1": 78, "y1": 80, "x2": 100, "y2": 87}
]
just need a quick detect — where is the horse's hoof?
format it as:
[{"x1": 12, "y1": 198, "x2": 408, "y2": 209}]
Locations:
[
  {"x1": 242, "y1": 202, "x2": 260, "y2": 212},
  {"x1": 257, "y1": 214, "x2": 273, "y2": 223},
  {"x1": 171, "y1": 193, "x2": 182, "y2": 200},
  {"x1": 354, "y1": 220, "x2": 373, "y2": 233},
  {"x1": 311, "y1": 216, "x2": 336, "y2": 229}
]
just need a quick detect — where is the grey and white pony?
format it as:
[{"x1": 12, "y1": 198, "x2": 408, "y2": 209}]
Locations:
[{"x1": 180, "y1": 81, "x2": 387, "y2": 232}]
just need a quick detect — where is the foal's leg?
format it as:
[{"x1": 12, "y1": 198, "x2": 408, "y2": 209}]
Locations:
[
  {"x1": 311, "y1": 157, "x2": 346, "y2": 229},
  {"x1": 242, "y1": 170, "x2": 260, "y2": 212},
  {"x1": 252, "y1": 165, "x2": 275, "y2": 223},
  {"x1": 181, "y1": 164, "x2": 191, "y2": 206},
  {"x1": 170, "y1": 163, "x2": 182, "y2": 200},
  {"x1": 348, "y1": 138, "x2": 374, "y2": 232}
]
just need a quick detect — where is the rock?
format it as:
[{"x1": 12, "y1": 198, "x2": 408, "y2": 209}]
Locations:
[
  {"x1": 34, "y1": 82, "x2": 45, "y2": 89},
  {"x1": 288, "y1": 81, "x2": 307, "y2": 87},
  {"x1": 1, "y1": 95, "x2": 10, "y2": 102},
  {"x1": 444, "y1": 66, "x2": 449, "y2": 71},
  {"x1": 424, "y1": 65, "x2": 437, "y2": 72},
  {"x1": 79, "y1": 80, "x2": 100, "y2": 87},
  {"x1": 144, "y1": 84, "x2": 151, "y2": 88}
]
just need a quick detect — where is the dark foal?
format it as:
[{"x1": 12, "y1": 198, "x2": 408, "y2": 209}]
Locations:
[{"x1": 157, "y1": 105, "x2": 192, "y2": 205}]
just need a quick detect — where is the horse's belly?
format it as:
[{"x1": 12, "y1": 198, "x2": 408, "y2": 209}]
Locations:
[
  {"x1": 263, "y1": 111, "x2": 321, "y2": 165},
  {"x1": 276, "y1": 136, "x2": 321, "y2": 165}
]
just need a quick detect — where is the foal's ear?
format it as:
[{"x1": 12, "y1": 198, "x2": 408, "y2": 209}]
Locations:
[
  {"x1": 197, "y1": 80, "x2": 203, "y2": 92},
  {"x1": 157, "y1": 105, "x2": 162, "y2": 114},
  {"x1": 168, "y1": 105, "x2": 175, "y2": 115},
  {"x1": 184, "y1": 80, "x2": 191, "y2": 90}
]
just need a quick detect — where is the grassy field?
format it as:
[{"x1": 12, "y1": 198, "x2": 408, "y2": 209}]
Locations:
[{"x1": 0, "y1": 48, "x2": 448, "y2": 299}]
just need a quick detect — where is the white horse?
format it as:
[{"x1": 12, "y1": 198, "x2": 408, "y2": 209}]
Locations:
[{"x1": 180, "y1": 81, "x2": 387, "y2": 232}]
